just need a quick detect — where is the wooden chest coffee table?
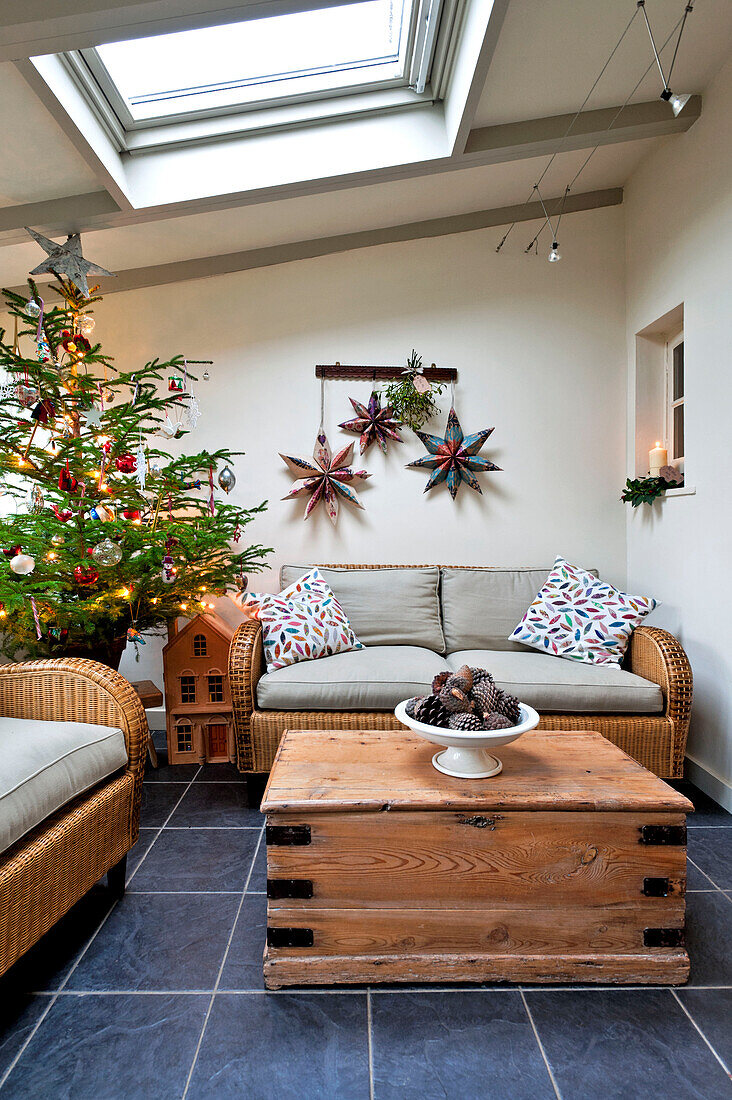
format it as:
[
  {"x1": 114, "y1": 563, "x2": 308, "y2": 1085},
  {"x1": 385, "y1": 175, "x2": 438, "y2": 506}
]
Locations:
[{"x1": 261, "y1": 728, "x2": 692, "y2": 988}]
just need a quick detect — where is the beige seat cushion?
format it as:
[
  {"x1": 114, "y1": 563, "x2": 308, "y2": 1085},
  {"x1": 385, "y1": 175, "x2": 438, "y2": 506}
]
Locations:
[
  {"x1": 280, "y1": 566, "x2": 445, "y2": 653},
  {"x1": 446, "y1": 650, "x2": 663, "y2": 714},
  {"x1": 0, "y1": 718, "x2": 128, "y2": 856},
  {"x1": 257, "y1": 645, "x2": 449, "y2": 711}
]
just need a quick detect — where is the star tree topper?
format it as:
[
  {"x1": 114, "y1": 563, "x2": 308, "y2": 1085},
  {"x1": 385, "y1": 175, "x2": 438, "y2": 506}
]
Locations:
[
  {"x1": 281, "y1": 432, "x2": 370, "y2": 525},
  {"x1": 26, "y1": 228, "x2": 116, "y2": 297},
  {"x1": 407, "y1": 407, "x2": 501, "y2": 499},
  {"x1": 339, "y1": 391, "x2": 403, "y2": 454}
]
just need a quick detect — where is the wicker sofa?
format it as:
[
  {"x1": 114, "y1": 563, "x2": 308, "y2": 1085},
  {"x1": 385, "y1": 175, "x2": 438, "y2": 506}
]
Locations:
[
  {"x1": 229, "y1": 565, "x2": 693, "y2": 799},
  {"x1": 0, "y1": 659, "x2": 148, "y2": 979}
]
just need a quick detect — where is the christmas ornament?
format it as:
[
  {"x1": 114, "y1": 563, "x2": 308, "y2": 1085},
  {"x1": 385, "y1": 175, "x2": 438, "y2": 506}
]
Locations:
[
  {"x1": 52, "y1": 505, "x2": 73, "y2": 522},
  {"x1": 406, "y1": 407, "x2": 501, "y2": 499},
  {"x1": 25, "y1": 298, "x2": 41, "y2": 318},
  {"x1": 16, "y1": 384, "x2": 37, "y2": 408},
  {"x1": 61, "y1": 330, "x2": 91, "y2": 357},
  {"x1": 280, "y1": 433, "x2": 370, "y2": 525},
  {"x1": 73, "y1": 563, "x2": 99, "y2": 587},
  {"x1": 78, "y1": 315, "x2": 95, "y2": 337},
  {"x1": 10, "y1": 553, "x2": 35, "y2": 575},
  {"x1": 149, "y1": 458, "x2": 162, "y2": 474},
  {"x1": 51, "y1": 534, "x2": 65, "y2": 546},
  {"x1": 48, "y1": 627, "x2": 68, "y2": 641},
  {"x1": 161, "y1": 553, "x2": 176, "y2": 584},
  {"x1": 26, "y1": 486, "x2": 45, "y2": 514},
  {"x1": 115, "y1": 453, "x2": 137, "y2": 473},
  {"x1": 181, "y1": 478, "x2": 201, "y2": 490},
  {"x1": 122, "y1": 508, "x2": 141, "y2": 521},
  {"x1": 26, "y1": 228, "x2": 116, "y2": 297},
  {"x1": 127, "y1": 625, "x2": 145, "y2": 645},
  {"x1": 168, "y1": 376, "x2": 185, "y2": 392},
  {"x1": 217, "y1": 465, "x2": 236, "y2": 494},
  {"x1": 82, "y1": 406, "x2": 104, "y2": 429},
  {"x1": 58, "y1": 461, "x2": 79, "y2": 493},
  {"x1": 181, "y1": 390, "x2": 201, "y2": 431},
  {"x1": 3, "y1": 545, "x2": 22, "y2": 558},
  {"x1": 202, "y1": 369, "x2": 210, "y2": 381},
  {"x1": 91, "y1": 538, "x2": 123, "y2": 567},
  {"x1": 90, "y1": 503, "x2": 114, "y2": 522},
  {"x1": 160, "y1": 414, "x2": 178, "y2": 438},
  {"x1": 339, "y1": 392, "x2": 404, "y2": 455},
  {"x1": 30, "y1": 397, "x2": 55, "y2": 423}
]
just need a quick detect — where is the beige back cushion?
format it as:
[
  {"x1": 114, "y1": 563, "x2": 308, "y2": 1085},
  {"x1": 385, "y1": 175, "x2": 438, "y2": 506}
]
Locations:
[
  {"x1": 441, "y1": 567, "x2": 556, "y2": 652},
  {"x1": 279, "y1": 566, "x2": 445, "y2": 653}
]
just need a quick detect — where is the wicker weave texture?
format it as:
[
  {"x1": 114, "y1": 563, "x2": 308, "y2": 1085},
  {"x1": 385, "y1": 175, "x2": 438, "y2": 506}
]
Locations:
[
  {"x1": 0, "y1": 659, "x2": 149, "y2": 978},
  {"x1": 229, "y1": 568, "x2": 693, "y2": 781}
]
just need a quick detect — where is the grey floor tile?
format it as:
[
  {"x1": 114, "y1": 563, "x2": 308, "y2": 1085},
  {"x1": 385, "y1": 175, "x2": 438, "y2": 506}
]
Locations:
[
  {"x1": 686, "y1": 890, "x2": 732, "y2": 986},
  {"x1": 371, "y1": 990, "x2": 554, "y2": 1100},
  {"x1": 167, "y1": 783, "x2": 261, "y2": 827},
  {"x1": 126, "y1": 829, "x2": 158, "y2": 879},
  {"x1": 676, "y1": 989, "x2": 732, "y2": 1070},
  {"x1": 0, "y1": 885, "x2": 114, "y2": 994},
  {"x1": 687, "y1": 829, "x2": 732, "y2": 889},
  {"x1": 687, "y1": 857, "x2": 716, "y2": 890},
  {"x1": 247, "y1": 837, "x2": 267, "y2": 892},
  {"x1": 129, "y1": 828, "x2": 259, "y2": 892},
  {"x1": 0, "y1": 995, "x2": 50, "y2": 1082},
  {"x1": 65, "y1": 893, "x2": 240, "y2": 992},
  {"x1": 187, "y1": 992, "x2": 370, "y2": 1098},
  {"x1": 526, "y1": 988, "x2": 731, "y2": 1099},
  {"x1": 144, "y1": 748, "x2": 199, "y2": 783},
  {"x1": 139, "y1": 783, "x2": 187, "y2": 827},
  {"x1": 218, "y1": 896, "x2": 266, "y2": 991},
  {"x1": 195, "y1": 763, "x2": 245, "y2": 783},
  {"x1": 0, "y1": 993, "x2": 209, "y2": 1100}
]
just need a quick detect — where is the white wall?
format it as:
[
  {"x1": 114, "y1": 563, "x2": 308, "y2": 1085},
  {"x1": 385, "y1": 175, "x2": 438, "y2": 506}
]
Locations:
[
  {"x1": 625, "y1": 53, "x2": 732, "y2": 807},
  {"x1": 97, "y1": 206, "x2": 629, "y2": 711}
]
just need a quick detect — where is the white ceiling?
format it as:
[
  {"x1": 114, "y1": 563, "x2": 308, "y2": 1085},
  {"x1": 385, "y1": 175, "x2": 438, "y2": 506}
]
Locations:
[{"x1": 0, "y1": 0, "x2": 730, "y2": 285}]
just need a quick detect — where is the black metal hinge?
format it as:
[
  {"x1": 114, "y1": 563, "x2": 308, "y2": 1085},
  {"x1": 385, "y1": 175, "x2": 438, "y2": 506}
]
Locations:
[
  {"x1": 266, "y1": 824, "x2": 311, "y2": 846},
  {"x1": 644, "y1": 927, "x2": 685, "y2": 948},
  {"x1": 267, "y1": 927, "x2": 314, "y2": 949},
  {"x1": 639, "y1": 824, "x2": 687, "y2": 846},
  {"x1": 267, "y1": 878, "x2": 314, "y2": 900},
  {"x1": 642, "y1": 877, "x2": 670, "y2": 897}
]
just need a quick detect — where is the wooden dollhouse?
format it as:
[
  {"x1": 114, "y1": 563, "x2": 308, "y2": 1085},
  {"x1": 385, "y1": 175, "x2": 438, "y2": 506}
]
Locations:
[{"x1": 163, "y1": 612, "x2": 236, "y2": 765}]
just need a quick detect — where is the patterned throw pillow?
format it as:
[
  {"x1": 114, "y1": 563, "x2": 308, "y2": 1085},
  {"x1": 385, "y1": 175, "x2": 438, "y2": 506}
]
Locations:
[
  {"x1": 508, "y1": 557, "x2": 656, "y2": 667},
  {"x1": 245, "y1": 568, "x2": 362, "y2": 672}
]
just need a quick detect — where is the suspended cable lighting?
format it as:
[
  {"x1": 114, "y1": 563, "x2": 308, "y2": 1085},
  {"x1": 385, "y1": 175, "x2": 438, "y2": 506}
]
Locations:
[{"x1": 638, "y1": 1, "x2": 694, "y2": 115}]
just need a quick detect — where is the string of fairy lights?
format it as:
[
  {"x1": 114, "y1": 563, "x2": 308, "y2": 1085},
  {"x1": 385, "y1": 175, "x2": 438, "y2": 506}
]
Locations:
[{"x1": 496, "y1": 0, "x2": 697, "y2": 264}]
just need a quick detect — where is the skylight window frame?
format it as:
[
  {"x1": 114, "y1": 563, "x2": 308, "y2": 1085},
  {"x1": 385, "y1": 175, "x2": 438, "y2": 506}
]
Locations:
[{"x1": 64, "y1": 0, "x2": 449, "y2": 144}]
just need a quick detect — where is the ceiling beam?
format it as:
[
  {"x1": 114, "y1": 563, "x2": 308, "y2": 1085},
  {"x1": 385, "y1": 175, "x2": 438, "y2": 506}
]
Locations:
[
  {"x1": 0, "y1": 192, "x2": 120, "y2": 237},
  {"x1": 0, "y1": 0, "x2": 366, "y2": 61},
  {"x1": 4, "y1": 187, "x2": 622, "y2": 297}
]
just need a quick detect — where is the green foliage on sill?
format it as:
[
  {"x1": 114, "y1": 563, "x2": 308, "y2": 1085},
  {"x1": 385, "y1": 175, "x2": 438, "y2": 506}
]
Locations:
[
  {"x1": 621, "y1": 476, "x2": 668, "y2": 507},
  {"x1": 383, "y1": 350, "x2": 444, "y2": 433}
]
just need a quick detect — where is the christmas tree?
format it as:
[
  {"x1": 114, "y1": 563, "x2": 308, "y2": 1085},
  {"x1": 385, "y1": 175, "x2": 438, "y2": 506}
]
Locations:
[{"x1": 0, "y1": 275, "x2": 271, "y2": 665}]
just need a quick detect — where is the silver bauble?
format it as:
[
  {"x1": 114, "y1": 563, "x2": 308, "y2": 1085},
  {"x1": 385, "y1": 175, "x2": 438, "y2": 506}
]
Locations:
[
  {"x1": 217, "y1": 466, "x2": 236, "y2": 493},
  {"x1": 202, "y1": 370, "x2": 210, "y2": 381},
  {"x1": 10, "y1": 553, "x2": 35, "y2": 575},
  {"x1": 25, "y1": 298, "x2": 41, "y2": 318},
  {"x1": 79, "y1": 315, "x2": 95, "y2": 336},
  {"x1": 51, "y1": 534, "x2": 65, "y2": 547},
  {"x1": 91, "y1": 538, "x2": 123, "y2": 567}
]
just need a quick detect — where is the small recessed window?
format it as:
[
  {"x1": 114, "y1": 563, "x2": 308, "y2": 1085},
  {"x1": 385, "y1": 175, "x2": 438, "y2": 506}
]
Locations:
[
  {"x1": 207, "y1": 673, "x2": 224, "y2": 703},
  {"x1": 180, "y1": 674, "x2": 196, "y2": 704},
  {"x1": 176, "y1": 722, "x2": 193, "y2": 753},
  {"x1": 667, "y1": 332, "x2": 685, "y2": 469},
  {"x1": 193, "y1": 633, "x2": 207, "y2": 657}
]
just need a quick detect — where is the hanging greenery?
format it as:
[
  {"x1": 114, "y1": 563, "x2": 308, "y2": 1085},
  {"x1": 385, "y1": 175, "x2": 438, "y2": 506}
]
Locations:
[
  {"x1": 383, "y1": 350, "x2": 444, "y2": 432},
  {"x1": 621, "y1": 465, "x2": 682, "y2": 507}
]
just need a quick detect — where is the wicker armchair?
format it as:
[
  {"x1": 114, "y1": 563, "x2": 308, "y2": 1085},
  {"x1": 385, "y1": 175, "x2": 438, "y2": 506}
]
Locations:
[
  {"x1": 0, "y1": 659, "x2": 148, "y2": 979},
  {"x1": 229, "y1": 620, "x2": 693, "y2": 792}
]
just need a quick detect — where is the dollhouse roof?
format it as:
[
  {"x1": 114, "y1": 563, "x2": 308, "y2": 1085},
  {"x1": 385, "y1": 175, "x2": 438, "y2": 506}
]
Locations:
[{"x1": 162, "y1": 612, "x2": 234, "y2": 657}]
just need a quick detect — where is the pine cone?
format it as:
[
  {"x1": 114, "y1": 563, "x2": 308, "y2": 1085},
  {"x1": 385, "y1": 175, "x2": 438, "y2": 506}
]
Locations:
[
  {"x1": 445, "y1": 672, "x2": 471, "y2": 695},
  {"x1": 483, "y1": 712, "x2": 513, "y2": 730},
  {"x1": 470, "y1": 680, "x2": 501, "y2": 715},
  {"x1": 439, "y1": 685, "x2": 473, "y2": 713},
  {"x1": 496, "y1": 690, "x2": 521, "y2": 725},
  {"x1": 448, "y1": 712, "x2": 484, "y2": 732},
  {"x1": 469, "y1": 667, "x2": 494, "y2": 685},
  {"x1": 431, "y1": 671, "x2": 450, "y2": 694},
  {"x1": 404, "y1": 696, "x2": 424, "y2": 719},
  {"x1": 453, "y1": 664, "x2": 474, "y2": 691},
  {"x1": 414, "y1": 694, "x2": 451, "y2": 728}
]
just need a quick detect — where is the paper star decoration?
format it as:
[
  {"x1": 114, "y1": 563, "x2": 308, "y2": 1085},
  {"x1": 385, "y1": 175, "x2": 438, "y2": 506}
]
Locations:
[
  {"x1": 407, "y1": 407, "x2": 501, "y2": 499},
  {"x1": 25, "y1": 228, "x2": 115, "y2": 297},
  {"x1": 281, "y1": 432, "x2": 371, "y2": 525},
  {"x1": 339, "y1": 391, "x2": 403, "y2": 454},
  {"x1": 81, "y1": 406, "x2": 104, "y2": 428}
]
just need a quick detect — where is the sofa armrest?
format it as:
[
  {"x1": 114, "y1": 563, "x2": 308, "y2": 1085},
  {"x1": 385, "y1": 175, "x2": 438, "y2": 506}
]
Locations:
[
  {"x1": 0, "y1": 659, "x2": 149, "y2": 782},
  {"x1": 228, "y1": 618, "x2": 265, "y2": 772},
  {"x1": 627, "y1": 626, "x2": 693, "y2": 771}
]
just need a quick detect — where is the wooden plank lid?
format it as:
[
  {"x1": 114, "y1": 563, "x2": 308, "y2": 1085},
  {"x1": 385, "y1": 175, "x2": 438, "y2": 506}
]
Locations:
[{"x1": 262, "y1": 729, "x2": 693, "y2": 815}]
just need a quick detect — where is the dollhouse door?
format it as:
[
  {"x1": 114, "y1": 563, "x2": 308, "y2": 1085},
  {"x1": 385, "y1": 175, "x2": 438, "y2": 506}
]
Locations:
[{"x1": 207, "y1": 722, "x2": 228, "y2": 761}]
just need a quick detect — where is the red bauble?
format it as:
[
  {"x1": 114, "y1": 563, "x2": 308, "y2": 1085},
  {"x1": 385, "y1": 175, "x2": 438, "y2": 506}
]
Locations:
[
  {"x1": 73, "y1": 564, "x2": 99, "y2": 587},
  {"x1": 115, "y1": 453, "x2": 137, "y2": 473},
  {"x1": 122, "y1": 508, "x2": 141, "y2": 521},
  {"x1": 52, "y1": 506, "x2": 73, "y2": 522},
  {"x1": 3, "y1": 545, "x2": 22, "y2": 558}
]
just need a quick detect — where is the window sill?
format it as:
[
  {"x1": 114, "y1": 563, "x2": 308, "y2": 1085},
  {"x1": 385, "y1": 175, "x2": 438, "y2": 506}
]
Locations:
[{"x1": 663, "y1": 486, "x2": 696, "y2": 498}]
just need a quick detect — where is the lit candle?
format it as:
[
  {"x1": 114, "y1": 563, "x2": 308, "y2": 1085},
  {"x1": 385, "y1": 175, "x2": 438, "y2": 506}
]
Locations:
[{"x1": 649, "y1": 441, "x2": 667, "y2": 476}]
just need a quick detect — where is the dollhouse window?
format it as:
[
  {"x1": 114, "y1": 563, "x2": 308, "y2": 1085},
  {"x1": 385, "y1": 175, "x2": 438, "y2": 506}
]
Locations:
[
  {"x1": 176, "y1": 720, "x2": 193, "y2": 753},
  {"x1": 207, "y1": 671, "x2": 224, "y2": 702},
  {"x1": 193, "y1": 633, "x2": 207, "y2": 657},
  {"x1": 180, "y1": 673, "x2": 196, "y2": 703}
]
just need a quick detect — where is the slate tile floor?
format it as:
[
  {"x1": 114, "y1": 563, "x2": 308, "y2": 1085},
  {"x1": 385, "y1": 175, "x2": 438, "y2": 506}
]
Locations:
[{"x1": 0, "y1": 748, "x2": 730, "y2": 1099}]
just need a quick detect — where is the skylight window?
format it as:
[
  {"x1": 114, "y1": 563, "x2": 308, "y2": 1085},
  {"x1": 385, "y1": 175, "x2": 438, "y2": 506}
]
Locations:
[{"x1": 92, "y1": 0, "x2": 416, "y2": 123}]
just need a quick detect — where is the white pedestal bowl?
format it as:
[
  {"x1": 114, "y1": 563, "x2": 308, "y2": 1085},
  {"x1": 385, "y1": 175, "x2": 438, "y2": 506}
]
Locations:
[{"x1": 394, "y1": 699, "x2": 540, "y2": 779}]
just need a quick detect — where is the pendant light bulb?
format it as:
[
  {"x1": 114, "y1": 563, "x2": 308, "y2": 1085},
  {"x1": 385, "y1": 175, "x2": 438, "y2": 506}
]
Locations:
[
  {"x1": 548, "y1": 242, "x2": 561, "y2": 263},
  {"x1": 669, "y1": 92, "x2": 691, "y2": 117}
]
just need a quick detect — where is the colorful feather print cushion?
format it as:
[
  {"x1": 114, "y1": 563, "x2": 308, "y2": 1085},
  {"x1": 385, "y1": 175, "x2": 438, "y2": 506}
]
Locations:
[
  {"x1": 245, "y1": 568, "x2": 363, "y2": 672},
  {"x1": 509, "y1": 557, "x2": 657, "y2": 667}
]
